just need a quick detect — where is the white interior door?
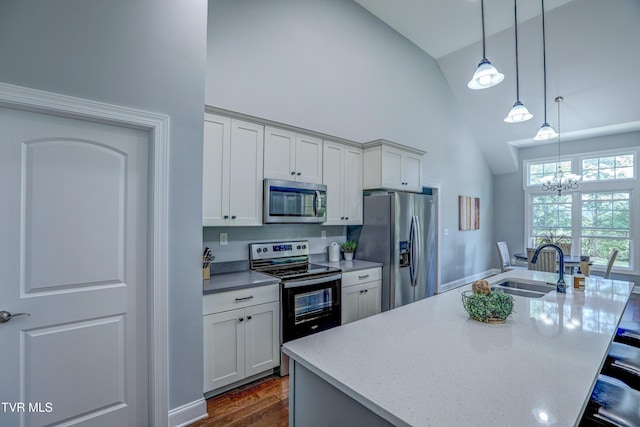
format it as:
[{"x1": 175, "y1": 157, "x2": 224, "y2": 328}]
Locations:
[{"x1": 0, "y1": 107, "x2": 149, "y2": 427}]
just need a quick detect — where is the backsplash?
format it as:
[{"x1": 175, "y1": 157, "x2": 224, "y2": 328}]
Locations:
[{"x1": 203, "y1": 224, "x2": 347, "y2": 264}]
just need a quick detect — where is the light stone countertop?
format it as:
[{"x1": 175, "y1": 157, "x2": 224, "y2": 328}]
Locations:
[
  {"x1": 203, "y1": 270, "x2": 279, "y2": 295},
  {"x1": 283, "y1": 269, "x2": 635, "y2": 427}
]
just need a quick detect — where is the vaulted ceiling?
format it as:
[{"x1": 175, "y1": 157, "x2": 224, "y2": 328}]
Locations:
[{"x1": 354, "y1": 0, "x2": 640, "y2": 174}]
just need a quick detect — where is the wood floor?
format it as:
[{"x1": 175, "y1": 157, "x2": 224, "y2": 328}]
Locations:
[{"x1": 191, "y1": 375, "x2": 289, "y2": 427}]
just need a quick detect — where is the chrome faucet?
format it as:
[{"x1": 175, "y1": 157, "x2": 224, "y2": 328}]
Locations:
[{"x1": 531, "y1": 243, "x2": 566, "y2": 293}]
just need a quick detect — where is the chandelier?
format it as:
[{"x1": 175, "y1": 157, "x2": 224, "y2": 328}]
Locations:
[{"x1": 540, "y1": 96, "x2": 581, "y2": 195}]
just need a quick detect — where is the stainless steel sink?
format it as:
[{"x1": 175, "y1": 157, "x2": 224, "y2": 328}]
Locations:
[{"x1": 491, "y1": 280, "x2": 556, "y2": 298}]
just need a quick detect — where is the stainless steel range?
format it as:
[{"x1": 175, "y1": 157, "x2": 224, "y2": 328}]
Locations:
[{"x1": 249, "y1": 240, "x2": 341, "y2": 375}]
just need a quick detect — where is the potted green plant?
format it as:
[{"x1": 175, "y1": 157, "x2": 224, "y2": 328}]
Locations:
[
  {"x1": 462, "y1": 280, "x2": 514, "y2": 323},
  {"x1": 341, "y1": 240, "x2": 357, "y2": 261}
]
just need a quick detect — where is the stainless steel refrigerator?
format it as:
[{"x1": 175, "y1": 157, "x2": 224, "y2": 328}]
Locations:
[{"x1": 356, "y1": 192, "x2": 436, "y2": 311}]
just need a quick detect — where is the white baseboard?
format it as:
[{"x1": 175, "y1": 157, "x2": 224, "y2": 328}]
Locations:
[
  {"x1": 168, "y1": 398, "x2": 208, "y2": 427},
  {"x1": 438, "y1": 269, "x2": 501, "y2": 293}
]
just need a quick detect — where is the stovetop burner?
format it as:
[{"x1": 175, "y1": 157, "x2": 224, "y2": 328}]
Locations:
[{"x1": 248, "y1": 240, "x2": 340, "y2": 280}]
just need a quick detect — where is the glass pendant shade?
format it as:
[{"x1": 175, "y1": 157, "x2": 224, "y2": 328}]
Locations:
[
  {"x1": 504, "y1": 101, "x2": 533, "y2": 123},
  {"x1": 533, "y1": 122, "x2": 558, "y2": 140},
  {"x1": 468, "y1": 59, "x2": 504, "y2": 90}
]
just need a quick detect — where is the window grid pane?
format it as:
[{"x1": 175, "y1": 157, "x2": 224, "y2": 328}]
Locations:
[
  {"x1": 580, "y1": 191, "x2": 630, "y2": 268},
  {"x1": 531, "y1": 194, "x2": 572, "y2": 244},
  {"x1": 581, "y1": 154, "x2": 635, "y2": 182},
  {"x1": 529, "y1": 161, "x2": 572, "y2": 185}
]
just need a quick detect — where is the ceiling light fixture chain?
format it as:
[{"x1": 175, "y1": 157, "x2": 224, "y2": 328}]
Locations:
[
  {"x1": 540, "y1": 96, "x2": 581, "y2": 194},
  {"x1": 504, "y1": 0, "x2": 533, "y2": 123},
  {"x1": 534, "y1": 0, "x2": 557, "y2": 140},
  {"x1": 468, "y1": 0, "x2": 504, "y2": 90}
]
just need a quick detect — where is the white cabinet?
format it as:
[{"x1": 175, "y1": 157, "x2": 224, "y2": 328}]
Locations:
[
  {"x1": 341, "y1": 268, "x2": 382, "y2": 325},
  {"x1": 322, "y1": 141, "x2": 363, "y2": 225},
  {"x1": 203, "y1": 113, "x2": 264, "y2": 226},
  {"x1": 363, "y1": 140, "x2": 425, "y2": 193},
  {"x1": 203, "y1": 284, "x2": 279, "y2": 393},
  {"x1": 264, "y1": 126, "x2": 323, "y2": 184}
]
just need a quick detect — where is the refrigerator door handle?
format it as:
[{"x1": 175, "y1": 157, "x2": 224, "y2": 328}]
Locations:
[
  {"x1": 409, "y1": 217, "x2": 415, "y2": 284},
  {"x1": 410, "y1": 215, "x2": 421, "y2": 287},
  {"x1": 413, "y1": 216, "x2": 422, "y2": 286},
  {"x1": 411, "y1": 215, "x2": 422, "y2": 287}
]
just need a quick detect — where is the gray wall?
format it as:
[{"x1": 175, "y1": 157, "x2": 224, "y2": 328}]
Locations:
[
  {"x1": 207, "y1": 0, "x2": 495, "y2": 285},
  {"x1": 494, "y1": 131, "x2": 640, "y2": 282},
  {"x1": 0, "y1": 0, "x2": 207, "y2": 411}
]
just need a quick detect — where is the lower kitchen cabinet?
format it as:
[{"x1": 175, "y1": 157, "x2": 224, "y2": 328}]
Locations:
[
  {"x1": 203, "y1": 286, "x2": 280, "y2": 393},
  {"x1": 341, "y1": 268, "x2": 382, "y2": 325}
]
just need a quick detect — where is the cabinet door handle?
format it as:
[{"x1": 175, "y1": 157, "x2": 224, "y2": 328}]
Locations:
[
  {"x1": 223, "y1": 215, "x2": 229, "y2": 219},
  {"x1": 341, "y1": 217, "x2": 344, "y2": 220},
  {"x1": 239, "y1": 317, "x2": 244, "y2": 322},
  {"x1": 235, "y1": 296, "x2": 254, "y2": 301},
  {"x1": 345, "y1": 217, "x2": 349, "y2": 220},
  {"x1": 291, "y1": 171, "x2": 296, "y2": 175},
  {"x1": 231, "y1": 215, "x2": 237, "y2": 219},
  {"x1": 247, "y1": 316, "x2": 252, "y2": 320},
  {"x1": 296, "y1": 172, "x2": 301, "y2": 176},
  {"x1": 358, "y1": 275, "x2": 369, "y2": 279},
  {"x1": 364, "y1": 289, "x2": 368, "y2": 293}
]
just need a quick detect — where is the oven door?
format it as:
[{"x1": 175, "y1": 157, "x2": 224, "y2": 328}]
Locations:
[{"x1": 281, "y1": 273, "x2": 341, "y2": 343}]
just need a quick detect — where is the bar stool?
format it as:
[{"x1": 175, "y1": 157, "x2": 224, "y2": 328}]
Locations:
[
  {"x1": 614, "y1": 292, "x2": 640, "y2": 348},
  {"x1": 579, "y1": 374, "x2": 640, "y2": 426},
  {"x1": 601, "y1": 342, "x2": 640, "y2": 391},
  {"x1": 616, "y1": 322, "x2": 640, "y2": 348}
]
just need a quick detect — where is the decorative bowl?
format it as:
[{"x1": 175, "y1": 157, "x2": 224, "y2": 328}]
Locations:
[{"x1": 462, "y1": 289, "x2": 514, "y2": 324}]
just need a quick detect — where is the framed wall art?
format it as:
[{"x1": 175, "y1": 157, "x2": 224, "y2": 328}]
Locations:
[{"x1": 459, "y1": 195, "x2": 480, "y2": 231}]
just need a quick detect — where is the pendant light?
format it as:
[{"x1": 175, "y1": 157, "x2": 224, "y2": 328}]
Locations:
[
  {"x1": 533, "y1": 0, "x2": 557, "y2": 140},
  {"x1": 541, "y1": 96, "x2": 581, "y2": 194},
  {"x1": 504, "y1": 0, "x2": 533, "y2": 123},
  {"x1": 468, "y1": 0, "x2": 504, "y2": 90}
]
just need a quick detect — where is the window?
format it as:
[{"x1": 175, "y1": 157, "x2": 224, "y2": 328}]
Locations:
[
  {"x1": 529, "y1": 160, "x2": 572, "y2": 185},
  {"x1": 582, "y1": 154, "x2": 634, "y2": 182},
  {"x1": 524, "y1": 148, "x2": 638, "y2": 272},
  {"x1": 531, "y1": 194, "x2": 571, "y2": 242},
  {"x1": 581, "y1": 192, "x2": 630, "y2": 268}
]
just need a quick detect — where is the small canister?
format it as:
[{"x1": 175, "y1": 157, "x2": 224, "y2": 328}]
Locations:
[{"x1": 328, "y1": 242, "x2": 340, "y2": 262}]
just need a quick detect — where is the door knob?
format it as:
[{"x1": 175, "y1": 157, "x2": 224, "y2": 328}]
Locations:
[{"x1": 0, "y1": 310, "x2": 30, "y2": 323}]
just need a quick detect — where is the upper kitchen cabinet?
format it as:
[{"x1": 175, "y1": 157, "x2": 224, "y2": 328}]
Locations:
[
  {"x1": 362, "y1": 140, "x2": 425, "y2": 193},
  {"x1": 264, "y1": 126, "x2": 323, "y2": 184},
  {"x1": 203, "y1": 113, "x2": 264, "y2": 226},
  {"x1": 323, "y1": 141, "x2": 363, "y2": 225}
]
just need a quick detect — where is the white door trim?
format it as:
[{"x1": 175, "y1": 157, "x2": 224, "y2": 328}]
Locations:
[{"x1": 0, "y1": 82, "x2": 170, "y2": 426}]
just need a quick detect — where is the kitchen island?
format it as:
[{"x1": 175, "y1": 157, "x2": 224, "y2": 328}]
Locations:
[{"x1": 283, "y1": 269, "x2": 635, "y2": 426}]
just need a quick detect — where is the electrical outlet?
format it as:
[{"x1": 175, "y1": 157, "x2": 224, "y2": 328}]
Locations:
[
  {"x1": 321, "y1": 230, "x2": 326, "y2": 239},
  {"x1": 220, "y1": 232, "x2": 228, "y2": 245}
]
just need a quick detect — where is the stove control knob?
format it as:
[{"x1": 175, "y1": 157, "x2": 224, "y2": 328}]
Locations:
[
  {"x1": 302, "y1": 244, "x2": 307, "y2": 249},
  {"x1": 297, "y1": 245, "x2": 301, "y2": 250},
  {"x1": 262, "y1": 247, "x2": 268, "y2": 253},
  {"x1": 257, "y1": 248, "x2": 261, "y2": 253}
]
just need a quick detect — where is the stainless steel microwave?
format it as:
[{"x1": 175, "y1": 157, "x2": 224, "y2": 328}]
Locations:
[{"x1": 263, "y1": 179, "x2": 327, "y2": 223}]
